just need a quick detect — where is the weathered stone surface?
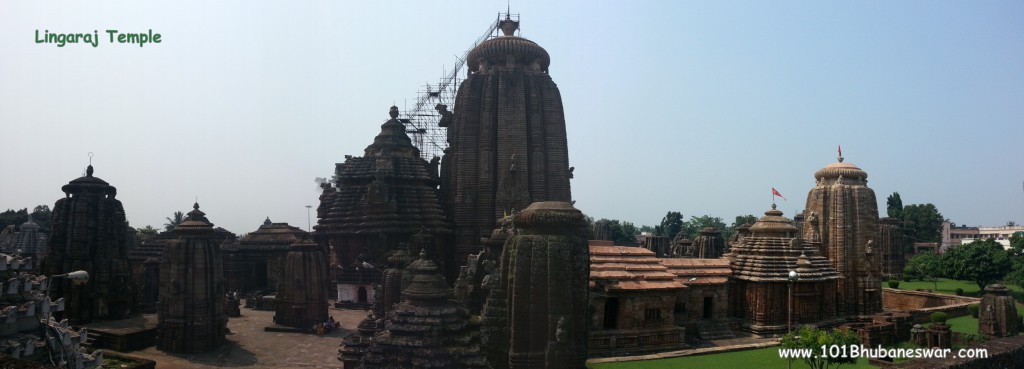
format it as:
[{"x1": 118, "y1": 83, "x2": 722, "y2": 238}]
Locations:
[
  {"x1": 481, "y1": 201, "x2": 589, "y2": 369},
  {"x1": 222, "y1": 218, "x2": 306, "y2": 294},
  {"x1": 274, "y1": 236, "x2": 329, "y2": 330},
  {"x1": 878, "y1": 217, "x2": 907, "y2": 278},
  {"x1": 669, "y1": 232, "x2": 693, "y2": 258},
  {"x1": 156, "y1": 203, "x2": 227, "y2": 353},
  {"x1": 691, "y1": 227, "x2": 726, "y2": 259},
  {"x1": 978, "y1": 283, "x2": 1019, "y2": 338},
  {"x1": 45, "y1": 164, "x2": 135, "y2": 324},
  {"x1": 442, "y1": 16, "x2": 573, "y2": 268},
  {"x1": 801, "y1": 155, "x2": 882, "y2": 319},
  {"x1": 727, "y1": 205, "x2": 842, "y2": 336},
  {"x1": 316, "y1": 106, "x2": 452, "y2": 282},
  {"x1": 355, "y1": 252, "x2": 487, "y2": 369}
]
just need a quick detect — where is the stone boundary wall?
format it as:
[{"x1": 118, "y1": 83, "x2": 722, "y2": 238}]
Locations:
[
  {"x1": 883, "y1": 288, "x2": 979, "y2": 323},
  {"x1": 892, "y1": 335, "x2": 1024, "y2": 369}
]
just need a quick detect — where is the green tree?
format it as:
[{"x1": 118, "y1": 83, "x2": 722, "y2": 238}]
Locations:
[
  {"x1": 725, "y1": 214, "x2": 758, "y2": 240},
  {"x1": 0, "y1": 208, "x2": 29, "y2": 232},
  {"x1": 901, "y1": 203, "x2": 944, "y2": 243},
  {"x1": 904, "y1": 251, "x2": 943, "y2": 290},
  {"x1": 592, "y1": 219, "x2": 640, "y2": 246},
  {"x1": 942, "y1": 239, "x2": 1011, "y2": 291},
  {"x1": 781, "y1": 325, "x2": 860, "y2": 369},
  {"x1": 681, "y1": 215, "x2": 727, "y2": 240},
  {"x1": 886, "y1": 192, "x2": 903, "y2": 219},
  {"x1": 163, "y1": 211, "x2": 185, "y2": 231},
  {"x1": 657, "y1": 211, "x2": 684, "y2": 238},
  {"x1": 619, "y1": 221, "x2": 640, "y2": 245},
  {"x1": 1002, "y1": 235, "x2": 1024, "y2": 289},
  {"x1": 136, "y1": 225, "x2": 160, "y2": 242}
]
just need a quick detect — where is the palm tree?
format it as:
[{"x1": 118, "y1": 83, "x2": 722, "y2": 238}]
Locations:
[{"x1": 164, "y1": 211, "x2": 185, "y2": 231}]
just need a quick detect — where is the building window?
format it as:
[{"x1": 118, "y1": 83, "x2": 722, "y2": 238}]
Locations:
[
  {"x1": 675, "y1": 302, "x2": 686, "y2": 314},
  {"x1": 645, "y1": 308, "x2": 661, "y2": 321}
]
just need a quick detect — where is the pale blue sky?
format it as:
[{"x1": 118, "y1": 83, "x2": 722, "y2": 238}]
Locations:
[{"x1": 1, "y1": 1, "x2": 1022, "y2": 234}]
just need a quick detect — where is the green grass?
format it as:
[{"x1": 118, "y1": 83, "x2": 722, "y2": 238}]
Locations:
[
  {"x1": 922, "y1": 314, "x2": 978, "y2": 334},
  {"x1": 588, "y1": 346, "x2": 874, "y2": 369}
]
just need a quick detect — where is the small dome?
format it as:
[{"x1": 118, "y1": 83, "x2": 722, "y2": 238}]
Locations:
[
  {"x1": 814, "y1": 157, "x2": 868, "y2": 181},
  {"x1": 748, "y1": 204, "x2": 798, "y2": 237},
  {"x1": 466, "y1": 16, "x2": 550, "y2": 73}
]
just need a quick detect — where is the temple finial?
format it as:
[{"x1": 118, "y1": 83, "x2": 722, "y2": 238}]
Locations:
[
  {"x1": 86, "y1": 152, "x2": 94, "y2": 177},
  {"x1": 389, "y1": 105, "x2": 399, "y2": 119},
  {"x1": 499, "y1": 14, "x2": 519, "y2": 36}
]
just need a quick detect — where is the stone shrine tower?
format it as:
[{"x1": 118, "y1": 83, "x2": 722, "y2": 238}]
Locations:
[
  {"x1": 274, "y1": 236, "x2": 329, "y2": 330},
  {"x1": 157, "y1": 203, "x2": 227, "y2": 353},
  {"x1": 443, "y1": 15, "x2": 573, "y2": 266},
  {"x1": 978, "y1": 284, "x2": 1019, "y2": 338},
  {"x1": 801, "y1": 154, "x2": 882, "y2": 319},
  {"x1": 728, "y1": 205, "x2": 842, "y2": 336},
  {"x1": 692, "y1": 227, "x2": 726, "y2": 258},
  {"x1": 480, "y1": 202, "x2": 589, "y2": 369},
  {"x1": 46, "y1": 163, "x2": 134, "y2": 323},
  {"x1": 316, "y1": 106, "x2": 451, "y2": 279}
]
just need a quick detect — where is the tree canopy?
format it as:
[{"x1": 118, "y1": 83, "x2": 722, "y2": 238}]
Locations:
[
  {"x1": 164, "y1": 211, "x2": 185, "y2": 231},
  {"x1": 592, "y1": 218, "x2": 640, "y2": 246},
  {"x1": 679, "y1": 215, "x2": 727, "y2": 240},
  {"x1": 655, "y1": 211, "x2": 684, "y2": 239},
  {"x1": 903, "y1": 251, "x2": 943, "y2": 289},
  {"x1": 941, "y1": 239, "x2": 1011, "y2": 291},
  {"x1": 886, "y1": 192, "x2": 903, "y2": 219},
  {"x1": 0, "y1": 205, "x2": 53, "y2": 234},
  {"x1": 901, "y1": 203, "x2": 944, "y2": 243}
]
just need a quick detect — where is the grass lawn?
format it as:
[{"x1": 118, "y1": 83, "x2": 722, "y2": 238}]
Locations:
[
  {"x1": 588, "y1": 347, "x2": 874, "y2": 369},
  {"x1": 922, "y1": 314, "x2": 978, "y2": 334}
]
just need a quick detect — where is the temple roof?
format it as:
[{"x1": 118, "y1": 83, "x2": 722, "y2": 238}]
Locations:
[
  {"x1": 174, "y1": 202, "x2": 214, "y2": 233},
  {"x1": 62, "y1": 164, "x2": 117, "y2": 196},
  {"x1": 317, "y1": 107, "x2": 450, "y2": 237},
  {"x1": 401, "y1": 250, "x2": 453, "y2": 302},
  {"x1": 589, "y1": 244, "x2": 686, "y2": 291},
  {"x1": 238, "y1": 220, "x2": 307, "y2": 248},
  {"x1": 728, "y1": 206, "x2": 840, "y2": 283},
  {"x1": 814, "y1": 156, "x2": 868, "y2": 181},
  {"x1": 467, "y1": 15, "x2": 550, "y2": 73},
  {"x1": 661, "y1": 258, "x2": 732, "y2": 285}
]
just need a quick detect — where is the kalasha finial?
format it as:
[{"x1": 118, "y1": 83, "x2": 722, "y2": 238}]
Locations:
[
  {"x1": 499, "y1": 14, "x2": 519, "y2": 36},
  {"x1": 86, "y1": 152, "x2": 95, "y2": 177},
  {"x1": 389, "y1": 105, "x2": 399, "y2": 119},
  {"x1": 193, "y1": 202, "x2": 200, "y2": 211}
]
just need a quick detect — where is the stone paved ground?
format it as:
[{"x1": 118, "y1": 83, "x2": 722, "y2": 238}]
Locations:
[{"x1": 111, "y1": 302, "x2": 369, "y2": 368}]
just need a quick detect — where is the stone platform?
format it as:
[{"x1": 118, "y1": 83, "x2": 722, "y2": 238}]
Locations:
[
  {"x1": 103, "y1": 302, "x2": 368, "y2": 368},
  {"x1": 84, "y1": 314, "x2": 159, "y2": 352}
]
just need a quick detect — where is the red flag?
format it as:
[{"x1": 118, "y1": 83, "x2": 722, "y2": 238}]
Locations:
[
  {"x1": 772, "y1": 187, "x2": 786, "y2": 201},
  {"x1": 838, "y1": 145, "x2": 842, "y2": 157}
]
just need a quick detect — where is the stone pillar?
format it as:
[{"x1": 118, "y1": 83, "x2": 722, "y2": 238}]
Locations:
[{"x1": 926, "y1": 323, "x2": 952, "y2": 349}]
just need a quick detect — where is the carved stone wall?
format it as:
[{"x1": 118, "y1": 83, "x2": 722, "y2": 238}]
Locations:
[
  {"x1": 878, "y1": 217, "x2": 907, "y2": 278},
  {"x1": 692, "y1": 227, "x2": 726, "y2": 259},
  {"x1": 978, "y1": 284, "x2": 1019, "y2": 338},
  {"x1": 481, "y1": 201, "x2": 589, "y2": 369},
  {"x1": 443, "y1": 17, "x2": 572, "y2": 268},
  {"x1": 274, "y1": 236, "x2": 329, "y2": 330}
]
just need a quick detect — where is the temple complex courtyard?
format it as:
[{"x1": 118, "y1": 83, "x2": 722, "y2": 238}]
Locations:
[{"x1": 111, "y1": 304, "x2": 366, "y2": 368}]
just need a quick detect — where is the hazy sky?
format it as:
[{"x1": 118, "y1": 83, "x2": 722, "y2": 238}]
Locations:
[{"x1": 2, "y1": 1, "x2": 1022, "y2": 234}]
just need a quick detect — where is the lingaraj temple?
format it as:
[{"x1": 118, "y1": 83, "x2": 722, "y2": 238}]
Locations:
[{"x1": 15, "y1": 12, "x2": 1021, "y2": 369}]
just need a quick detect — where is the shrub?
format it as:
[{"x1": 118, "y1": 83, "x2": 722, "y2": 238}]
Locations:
[
  {"x1": 888, "y1": 281, "x2": 900, "y2": 289},
  {"x1": 930, "y1": 312, "x2": 948, "y2": 324},
  {"x1": 902, "y1": 275, "x2": 912, "y2": 282},
  {"x1": 968, "y1": 304, "x2": 980, "y2": 318},
  {"x1": 955, "y1": 288, "x2": 964, "y2": 296}
]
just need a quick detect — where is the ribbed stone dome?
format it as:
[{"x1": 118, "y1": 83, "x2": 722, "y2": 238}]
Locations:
[
  {"x1": 814, "y1": 157, "x2": 868, "y2": 181},
  {"x1": 748, "y1": 204, "x2": 798, "y2": 238},
  {"x1": 466, "y1": 15, "x2": 550, "y2": 73}
]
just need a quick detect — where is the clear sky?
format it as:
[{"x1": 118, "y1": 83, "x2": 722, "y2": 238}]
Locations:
[{"x1": 1, "y1": 1, "x2": 1022, "y2": 235}]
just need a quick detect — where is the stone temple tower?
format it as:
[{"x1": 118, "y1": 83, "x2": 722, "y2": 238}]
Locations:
[
  {"x1": 274, "y1": 236, "x2": 329, "y2": 330},
  {"x1": 801, "y1": 154, "x2": 882, "y2": 320},
  {"x1": 442, "y1": 15, "x2": 573, "y2": 266},
  {"x1": 157, "y1": 203, "x2": 227, "y2": 353},
  {"x1": 46, "y1": 163, "x2": 135, "y2": 323}
]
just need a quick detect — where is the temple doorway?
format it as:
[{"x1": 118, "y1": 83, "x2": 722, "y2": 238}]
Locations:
[
  {"x1": 703, "y1": 296, "x2": 714, "y2": 319},
  {"x1": 603, "y1": 298, "x2": 619, "y2": 329},
  {"x1": 357, "y1": 286, "x2": 368, "y2": 303}
]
